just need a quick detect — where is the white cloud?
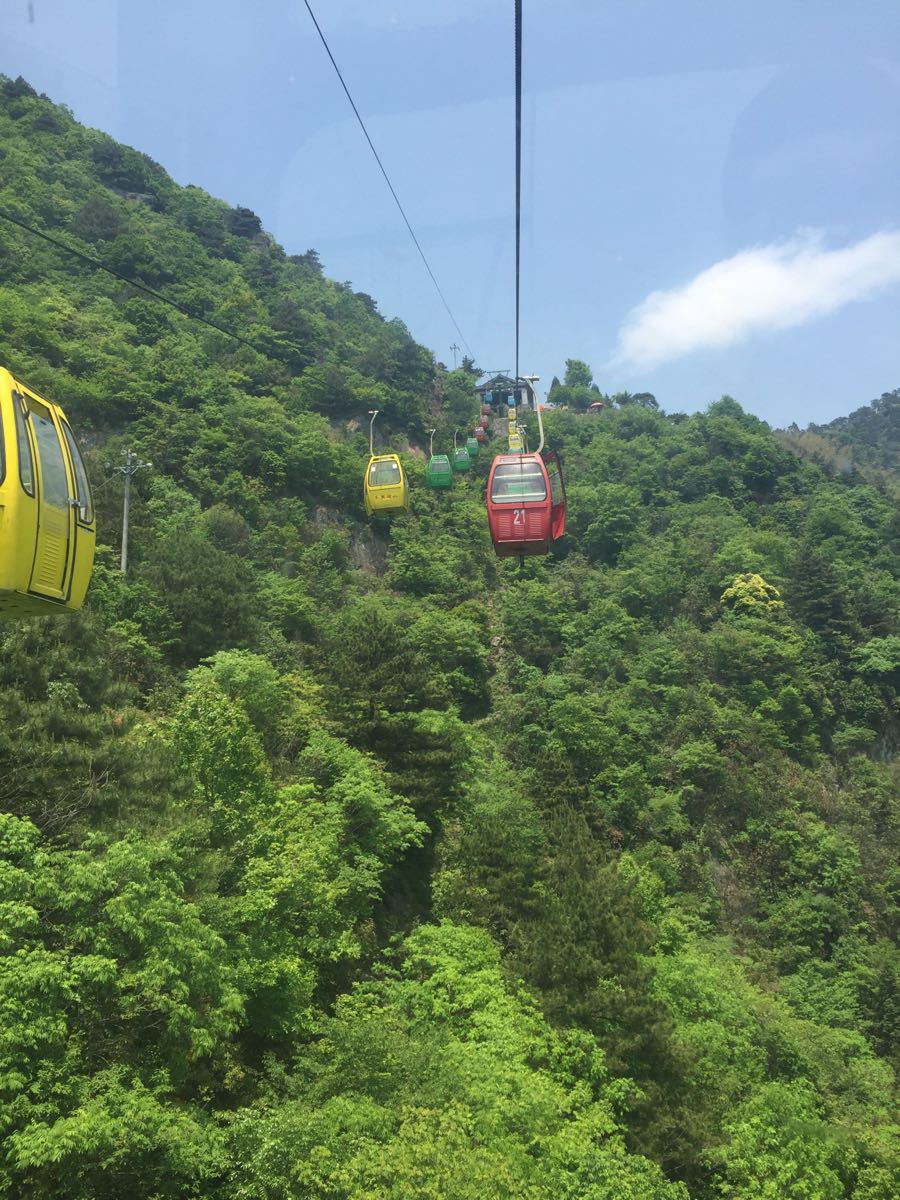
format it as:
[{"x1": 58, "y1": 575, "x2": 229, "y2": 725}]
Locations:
[{"x1": 612, "y1": 230, "x2": 900, "y2": 369}]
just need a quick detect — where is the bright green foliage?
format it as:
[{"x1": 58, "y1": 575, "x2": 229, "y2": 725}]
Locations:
[
  {"x1": 720, "y1": 572, "x2": 785, "y2": 614},
  {"x1": 226, "y1": 923, "x2": 688, "y2": 1200},
  {"x1": 185, "y1": 650, "x2": 299, "y2": 756},
  {"x1": 852, "y1": 636, "x2": 900, "y2": 688},
  {"x1": 711, "y1": 1081, "x2": 845, "y2": 1199},
  {"x1": 547, "y1": 358, "x2": 605, "y2": 410},
  {"x1": 564, "y1": 358, "x2": 594, "y2": 388},
  {"x1": 0, "y1": 79, "x2": 898, "y2": 1198},
  {"x1": 0, "y1": 812, "x2": 234, "y2": 1197}
]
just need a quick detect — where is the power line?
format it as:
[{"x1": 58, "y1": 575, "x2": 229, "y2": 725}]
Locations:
[
  {"x1": 0, "y1": 207, "x2": 304, "y2": 361},
  {"x1": 301, "y1": 0, "x2": 475, "y2": 363}
]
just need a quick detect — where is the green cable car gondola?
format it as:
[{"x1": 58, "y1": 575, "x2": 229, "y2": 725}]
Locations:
[
  {"x1": 425, "y1": 430, "x2": 453, "y2": 490},
  {"x1": 426, "y1": 455, "x2": 453, "y2": 488},
  {"x1": 466, "y1": 436, "x2": 480, "y2": 459},
  {"x1": 452, "y1": 430, "x2": 471, "y2": 471}
]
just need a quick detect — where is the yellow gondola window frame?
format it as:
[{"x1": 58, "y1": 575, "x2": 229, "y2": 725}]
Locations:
[
  {"x1": 14, "y1": 393, "x2": 35, "y2": 497},
  {"x1": 369, "y1": 459, "x2": 401, "y2": 486},
  {"x1": 60, "y1": 417, "x2": 94, "y2": 525}
]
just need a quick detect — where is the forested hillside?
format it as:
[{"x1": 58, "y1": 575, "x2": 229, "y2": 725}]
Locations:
[
  {"x1": 1, "y1": 77, "x2": 898, "y2": 1200},
  {"x1": 779, "y1": 390, "x2": 900, "y2": 483}
]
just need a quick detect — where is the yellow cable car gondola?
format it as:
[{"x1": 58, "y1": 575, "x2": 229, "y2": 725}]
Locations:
[
  {"x1": 362, "y1": 409, "x2": 408, "y2": 517},
  {"x1": 0, "y1": 366, "x2": 96, "y2": 615}
]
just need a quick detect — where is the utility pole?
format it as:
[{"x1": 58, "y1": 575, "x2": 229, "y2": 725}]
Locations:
[
  {"x1": 115, "y1": 449, "x2": 151, "y2": 574},
  {"x1": 450, "y1": 342, "x2": 460, "y2": 369}
]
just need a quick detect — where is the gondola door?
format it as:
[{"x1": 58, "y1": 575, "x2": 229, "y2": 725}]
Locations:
[
  {"x1": 23, "y1": 392, "x2": 75, "y2": 602},
  {"x1": 544, "y1": 451, "x2": 566, "y2": 541}
]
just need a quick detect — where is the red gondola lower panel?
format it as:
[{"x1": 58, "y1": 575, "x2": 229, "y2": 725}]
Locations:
[{"x1": 491, "y1": 505, "x2": 550, "y2": 556}]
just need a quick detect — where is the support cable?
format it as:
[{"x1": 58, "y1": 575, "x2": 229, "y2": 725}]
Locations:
[
  {"x1": 514, "y1": 0, "x2": 522, "y2": 390},
  {"x1": 4, "y1": 13, "x2": 480, "y2": 376},
  {"x1": 302, "y1": 0, "x2": 474, "y2": 363}
]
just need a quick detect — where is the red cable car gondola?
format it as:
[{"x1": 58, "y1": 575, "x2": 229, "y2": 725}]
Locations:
[
  {"x1": 482, "y1": 404, "x2": 493, "y2": 417},
  {"x1": 486, "y1": 451, "x2": 566, "y2": 557},
  {"x1": 479, "y1": 414, "x2": 490, "y2": 429},
  {"x1": 474, "y1": 426, "x2": 487, "y2": 443}
]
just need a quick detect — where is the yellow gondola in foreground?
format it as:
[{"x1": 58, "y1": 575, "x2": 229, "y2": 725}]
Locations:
[
  {"x1": 363, "y1": 409, "x2": 408, "y2": 517},
  {"x1": 0, "y1": 366, "x2": 96, "y2": 615}
]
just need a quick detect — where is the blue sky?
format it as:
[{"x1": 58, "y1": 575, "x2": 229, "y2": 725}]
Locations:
[{"x1": 2, "y1": 0, "x2": 900, "y2": 424}]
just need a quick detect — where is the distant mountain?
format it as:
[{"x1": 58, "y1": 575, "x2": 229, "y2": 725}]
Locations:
[{"x1": 779, "y1": 390, "x2": 900, "y2": 480}]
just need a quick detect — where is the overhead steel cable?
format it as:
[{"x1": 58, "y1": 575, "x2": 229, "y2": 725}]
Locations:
[
  {"x1": 514, "y1": 0, "x2": 522, "y2": 389},
  {"x1": 301, "y1": 0, "x2": 475, "y2": 364},
  {"x1": 0, "y1": 206, "x2": 303, "y2": 360}
]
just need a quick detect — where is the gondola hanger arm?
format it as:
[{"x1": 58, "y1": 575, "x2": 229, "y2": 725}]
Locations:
[{"x1": 368, "y1": 409, "x2": 379, "y2": 455}]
